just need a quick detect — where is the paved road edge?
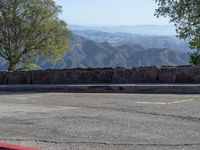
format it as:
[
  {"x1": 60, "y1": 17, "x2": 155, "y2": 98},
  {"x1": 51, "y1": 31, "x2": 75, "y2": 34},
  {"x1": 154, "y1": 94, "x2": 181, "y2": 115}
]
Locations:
[{"x1": 0, "y1": 84, "x2": 200, "y2": 94}]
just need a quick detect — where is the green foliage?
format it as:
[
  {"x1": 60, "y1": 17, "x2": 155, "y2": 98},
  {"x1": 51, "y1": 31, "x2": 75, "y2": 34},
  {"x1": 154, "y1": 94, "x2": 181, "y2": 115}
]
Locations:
[
  {"x1": 189, "y1": 52, "x2": 200, "y2": 65},
  {"x1": 154, "y1": 0, "x2": 200, "y2": 64},
  {"x1": 0, "y1": 0, "x2": 70, "y2": 71}
]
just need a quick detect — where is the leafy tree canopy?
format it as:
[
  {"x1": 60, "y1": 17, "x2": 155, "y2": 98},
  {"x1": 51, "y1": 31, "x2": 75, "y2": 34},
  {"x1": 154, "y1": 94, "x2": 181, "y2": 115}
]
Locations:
[
  {"x1": 0, "y1": 0, "x2": 70, "y2": 71},
  {"x1": 155, "y1": 0, "x2": 200, "y2": 65}
]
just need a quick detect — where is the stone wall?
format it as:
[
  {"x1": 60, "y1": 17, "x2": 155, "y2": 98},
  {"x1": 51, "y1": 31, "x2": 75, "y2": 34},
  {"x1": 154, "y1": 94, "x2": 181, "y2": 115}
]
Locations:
[{"x1": 0, "y1": 65, "x2": 200, "y2": 84}]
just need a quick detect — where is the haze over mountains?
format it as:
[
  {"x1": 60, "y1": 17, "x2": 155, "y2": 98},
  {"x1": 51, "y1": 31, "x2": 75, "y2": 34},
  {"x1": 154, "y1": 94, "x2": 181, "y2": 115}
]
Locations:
[
  {"x1": 69, "y1": 25, "x2": 177, "y2": 36},
  {"x1": 39, "y1": 28, "x2": 190, "y2": 69},
  {"x1": 0, "y1": 25, "x2": 191, "y2": 70},
  {"x1": 73, "y1": 30, "x2": 190, "y2": 52}
]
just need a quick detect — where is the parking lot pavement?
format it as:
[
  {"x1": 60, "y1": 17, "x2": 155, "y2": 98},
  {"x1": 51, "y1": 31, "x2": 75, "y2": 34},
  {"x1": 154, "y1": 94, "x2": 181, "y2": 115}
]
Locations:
[{"x1": 0, "y1": 93, "x2": 200, "y2": 150}]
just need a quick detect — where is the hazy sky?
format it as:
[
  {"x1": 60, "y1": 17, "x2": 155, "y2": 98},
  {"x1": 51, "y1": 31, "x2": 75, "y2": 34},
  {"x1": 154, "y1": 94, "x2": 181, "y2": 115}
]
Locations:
[{"x1": 54, "y1": 0, "x2": 171, "y2": 26}]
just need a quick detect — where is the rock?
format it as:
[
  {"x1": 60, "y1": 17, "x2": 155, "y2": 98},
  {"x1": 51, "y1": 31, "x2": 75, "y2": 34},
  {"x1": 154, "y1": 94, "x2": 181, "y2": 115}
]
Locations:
[
  {"x1": 98, "y1": 69, "x2": 114, "y2": 83},
  {"x1": 159, "y1": 67, "x2": 176, "y2": 83},
  {"x1": 175, "y1": 66, "x2": 200, "y2": 83},
  {"x1": 47, "y1": 70, "x2": 68, "y2": 84},
  {"x1": 143, "y1": 67, "x2": 160, "y2": 83},
  {"x1": 74, "y1": 70, "x2": 94, "y2": 83},
  {"x1": 0, "y1": 72, "x2": 8, "y2": 84},
  {"x1": 112, "y1": 69, "x2": 132, "y2": 83},
  {"x1": 31, "y1": 70, "x2": 51, "y2": 84},
  {"x1": 7, "y1": 71, "x2": 31, "y2": 84},
  {"x1": 130, "y1": 67, "x2": 159, "y2": 83}
]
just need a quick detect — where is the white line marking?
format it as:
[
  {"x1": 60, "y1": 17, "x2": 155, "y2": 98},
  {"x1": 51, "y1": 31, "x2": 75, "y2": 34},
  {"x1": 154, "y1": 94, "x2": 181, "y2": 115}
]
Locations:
[
  {"x1": 16, "y1": 97, "x2": 28, "y2": 100},
  {"x1": 168, "y1": 99, "x2": 195, "y2": 104},
  {"x1": 135, "y1": 102, "x2": 167, "y2": 105},
  {"x1": 136, "y1": 99, "x2": 196, "y2": 105}
]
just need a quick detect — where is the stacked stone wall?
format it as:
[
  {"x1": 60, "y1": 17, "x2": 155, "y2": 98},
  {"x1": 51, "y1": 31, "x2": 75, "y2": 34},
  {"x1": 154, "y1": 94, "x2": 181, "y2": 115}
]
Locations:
[{"x1": 0, "y1": 66, "x2": 200, "y2": 84}]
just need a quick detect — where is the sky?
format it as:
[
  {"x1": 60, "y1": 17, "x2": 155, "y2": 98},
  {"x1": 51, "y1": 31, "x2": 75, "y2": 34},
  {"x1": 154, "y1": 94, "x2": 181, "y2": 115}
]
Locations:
[{"x1": 54, "y1": 0, "x2": 171, "y2": 26}]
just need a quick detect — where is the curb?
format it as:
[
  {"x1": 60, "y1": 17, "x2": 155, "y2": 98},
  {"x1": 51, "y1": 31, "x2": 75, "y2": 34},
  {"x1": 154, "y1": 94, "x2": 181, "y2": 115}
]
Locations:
[{"x1": 0, "y1": 84, "x2": 200, "y2": 94}]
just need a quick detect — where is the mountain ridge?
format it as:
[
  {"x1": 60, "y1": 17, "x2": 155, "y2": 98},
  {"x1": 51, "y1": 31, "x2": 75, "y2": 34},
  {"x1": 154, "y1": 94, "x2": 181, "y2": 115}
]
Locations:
[
  {"x1": 73, "y1": 30, "x2": 190, "y2": 52},
  {"x1": 0, "y1": 32, "x2": 190, "y2": 70},
  {"x1": 39, "y1": 33, "x2": 189, "y2": 69}
]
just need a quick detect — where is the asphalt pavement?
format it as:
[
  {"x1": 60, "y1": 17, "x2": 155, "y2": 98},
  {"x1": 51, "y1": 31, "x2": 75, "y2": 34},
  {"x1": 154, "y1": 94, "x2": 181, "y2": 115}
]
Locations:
[{"x1": 0, "y1": 93, "x2": 200, "y2": 150}]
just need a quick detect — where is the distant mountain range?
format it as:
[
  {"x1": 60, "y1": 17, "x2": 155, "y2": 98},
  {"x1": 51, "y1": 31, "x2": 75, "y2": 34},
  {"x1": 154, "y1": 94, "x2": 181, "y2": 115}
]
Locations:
[
  {"x1": 73, "y1": 30, "x2": 190, "y2": 52},
  {"x1": 0, "y1": 28, "x2": 191, "y2": 70},
  {"x1": 69, "y1": 25, "x2": 177, "y2": 36},
  {"x1": 39, "y1": 33, "x2": 189, "y2": 69}
]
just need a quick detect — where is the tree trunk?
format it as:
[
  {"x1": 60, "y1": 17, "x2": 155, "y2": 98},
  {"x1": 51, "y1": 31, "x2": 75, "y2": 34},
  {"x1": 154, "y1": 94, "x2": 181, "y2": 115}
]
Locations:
[{"x1": 8, "y1": 62, "x2": 17, "y2": 71}]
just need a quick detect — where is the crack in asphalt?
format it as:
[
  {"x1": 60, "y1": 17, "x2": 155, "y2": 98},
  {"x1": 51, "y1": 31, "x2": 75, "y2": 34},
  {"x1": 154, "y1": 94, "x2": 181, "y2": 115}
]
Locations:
[
  {"x1": 133, "y1": 110, "x2": 200, "y2": 122},
  {"x1": 28, "y1": 111, "x2": 200, "y2": 123},
  {"x1": 61, "y1": 105, "x2": 200, "y2": 123},
  {"x1": 0, "y1": 138, "x2": 200, "y2": 147},
  {"x1": 92, "y1": 106, "x2": 200, "y2": 122}
]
